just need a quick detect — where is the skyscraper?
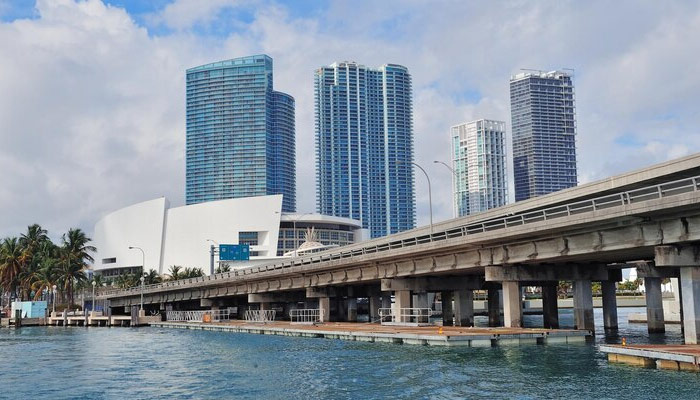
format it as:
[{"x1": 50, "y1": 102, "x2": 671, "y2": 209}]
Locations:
[
  {"x1": 315, "y1": 61, "x2": 415, "y2": 238},
  {"x1": 186, "y1": 55, "x2": 296, "y2": 212},
  {"x1": 510, "y1": 70, "x2": 577, "y2": 202},
  {"x1": 451, "y1": 119, "x2": 508, "y2": 217}
]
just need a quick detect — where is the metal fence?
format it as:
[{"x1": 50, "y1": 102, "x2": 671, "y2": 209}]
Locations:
[
  {"x1": 103, "y1": 173, "x2": 700, "y2": 298},
  {"x1": 166, "y1": 309, "x2": 234, "y2": 323},
  {"x1": 378, "y1": 308, "x2": 434, "y2": 325},
  {"x1": 244, "y1": 309, "x2": 276, "y2": 323},
  {"x1": 289, "y1": 309, "x2": 320, "y2": 324}
]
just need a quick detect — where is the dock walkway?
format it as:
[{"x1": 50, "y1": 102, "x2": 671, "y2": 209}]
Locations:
[{"x1": 600, "y1": 344, "x2": 700, "y2": 371}]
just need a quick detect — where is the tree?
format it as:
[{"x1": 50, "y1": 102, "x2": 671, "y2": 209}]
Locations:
[
  {"x1": 58, "y1": 228, "x2": 96, "y2": 307},
  {"x1": 0, "y1": 237, "x2": 23, "y2": 300},
  {"x1": 215, "y1": 264, "x2": 231, "y2": 274},
  {"x1": 143, "y1": 269, "x2": 162, "y2": 285},
  {"x1": 166, "y1": 265, "x2": 183, "y2": 281}
]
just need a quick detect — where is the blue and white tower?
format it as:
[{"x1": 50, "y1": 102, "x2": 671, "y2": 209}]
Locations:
[
  {"x1": 186, "y1": 55, "x2": 296, "y2": 212},
  {"x1": 315, "y1": 61, "x2": 415, "y2": 238}
]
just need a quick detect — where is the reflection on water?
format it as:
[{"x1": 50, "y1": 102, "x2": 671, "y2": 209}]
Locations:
[{"x1": 0, "y1": 307, "x2": 696, "y2": 400}]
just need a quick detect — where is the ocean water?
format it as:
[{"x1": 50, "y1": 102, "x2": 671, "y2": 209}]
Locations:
[{"x1": 1, "y1": 307, "x2": 697, "y2": 399}]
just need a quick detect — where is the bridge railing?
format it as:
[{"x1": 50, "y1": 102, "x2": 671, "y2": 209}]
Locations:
[
  {"x1": 104, "y1": 174, "x2": 700, "y2": 297},
  {"x1": 166, "y1": 309, "x2": 234, "y2": 323},
  {"x1": 289, "y1": 309, "x2": 320, "y2": 324},
  {"x1": 244, "y1": 309, "x2": 276, "y2": 323},
  {"x1": 378, "y1": 308, "x2": 434, "y2": 325}
]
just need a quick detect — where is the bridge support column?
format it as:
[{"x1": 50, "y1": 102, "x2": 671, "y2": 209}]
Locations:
[
  {"x1": 319, "y1": 297, "x2": 330, "y2": 323},
  {"x1": 487, "y1": 287, "x2": 502, "y2": 327},
  {"x1": 381, "y1": 292, "x2": 392, "y2": 310},
  {"x1": 394, "y1": 290, "x2": 411, "y2": 323},
  {"x1": 441, "y1": 291, "x2": 453, "y2": 326},
  {"x1": 369, "y1": 295, "x2": 381, "y2": 322},
  {"x1": 347, "y1": 298, "x2": 358, "y2": 322},
  {"x1": 502, "y1": 281, "x2": 522, "y2": 328},
  {"x1": 573, "y1": 279, "x2": 594, "y2": 331},
  {"x1": 413, "y1": 292, "x2": 429, "y2": 309},
  {"x1": 541, "y1": 284, "x2": 559, "y2": 329},
  {"x1": 454, "y1": 290, "x2": 474, "y2": 327},
  {"x1": 260, "y1": 302, "x2": 271, "y2": 311},
  {"x1": 601, "y1": 280, "x2": 618, "y2": 332},
  {"x1": 644, "y1": 277, "x2": 665, "y2": 333},
  {"x1": 680, "y1": 267, "x2": 700, "y2": 344}
]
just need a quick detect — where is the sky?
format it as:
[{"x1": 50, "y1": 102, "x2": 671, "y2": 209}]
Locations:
[{"x1": 1, "y1": 0, "x2": 700, "y2": 240}]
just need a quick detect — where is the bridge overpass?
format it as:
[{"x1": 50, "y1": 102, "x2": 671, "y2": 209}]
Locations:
[{"x1": 102, "y1": 153, "x2": 700, "y2": 344}]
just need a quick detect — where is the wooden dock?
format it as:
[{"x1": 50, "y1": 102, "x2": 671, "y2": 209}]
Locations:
[
  {"x1": 150, "y1": 321, "x2": 590, "y2": 346},
  {"x1": 600, "y1": 344, "x2": 700, "y2": 371}
]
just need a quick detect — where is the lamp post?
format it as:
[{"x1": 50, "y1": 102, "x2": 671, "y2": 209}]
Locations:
[
  {"x1": 400, "y1": 161, "x2": 433, "y2": 234},
  {"x1": 128, "y1": 246, "x2": 146, "y2": 275},
  {"x1": 91, "y1": 280, "x2": 96, "y2": 314},
  {"x1": 206, "y1": 239, "x2": 219, "y2": 275},
  {"x1": 433, "y1": 160, "x2": 458, "y2": 218},
  {"x1": 52, "y1": 284, "x2": 57, "y2": 313},
  {"x1": 139, "y1": 276, "x2": 145, "y2": 313}
]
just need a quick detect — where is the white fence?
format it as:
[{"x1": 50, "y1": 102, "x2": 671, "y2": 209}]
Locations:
[
  {"x1": 289, "y1": 309, "x2": 320, "y2": 324},
  {"x1": 166, "y1": 309, "x2": 235, "y2": 323},
  {"x1": 244, "y1": 309, "x2": 276, "y2": 323},
  {"x1": 378, "y1": 308, "x2": 434, "y2": 325}
]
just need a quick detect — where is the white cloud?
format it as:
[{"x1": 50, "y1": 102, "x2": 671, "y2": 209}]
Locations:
[{"x1": 2, "y1": 0, "x2": 700, "y2": 240}]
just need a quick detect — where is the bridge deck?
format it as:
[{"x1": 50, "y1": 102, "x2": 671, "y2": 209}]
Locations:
[{"x1": 150, "y1": 321, "x2": 589, "y2": 346}]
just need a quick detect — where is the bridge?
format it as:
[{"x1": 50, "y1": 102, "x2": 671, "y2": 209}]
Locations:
[{"x1": 102, "y1": 153, "x2": 700, "y2": 345}]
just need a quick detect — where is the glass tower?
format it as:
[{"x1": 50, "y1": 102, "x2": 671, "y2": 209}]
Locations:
[
  {"x1": 510, "y1": 70, "x2": 577, "y2": 202},
  {"x1": 186, "y1": 55, "x2": 296, "y2": 212},
  {"x1": 315, "y1": 61, "x2": 415, "y2": 238},
  {"x1": 451, "y1": 119, "x2": 508, "y2": 217}
]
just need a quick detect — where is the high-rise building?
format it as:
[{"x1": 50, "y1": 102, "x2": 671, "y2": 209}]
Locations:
[
  {"x1": 510, "y1": 70, "x2": 577, "y2": 202},
  {"x1": 186, "y1": 55, "x2": 296, "y2": 212},
  {"x1": 315, "y1": 61, "x2": 415, "y2": 238},
  {"x1": 451, "y1": 119, "x2": 508, "y2": 217}
]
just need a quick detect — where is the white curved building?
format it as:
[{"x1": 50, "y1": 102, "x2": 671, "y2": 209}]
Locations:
[{"x1": 92, "y1": 195, "x2": 366, "y2": 277}]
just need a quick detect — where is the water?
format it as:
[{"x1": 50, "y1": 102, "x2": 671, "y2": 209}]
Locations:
[{"x1": 1, "y1": 308, "x2": 698, "y2": 399}]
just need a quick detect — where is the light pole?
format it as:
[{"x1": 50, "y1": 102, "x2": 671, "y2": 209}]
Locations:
[
  {"x1": 206, "y1": 239, "x2": 219, "y2": 275},
  {"x1": 91, "y1": 280, "x2": 96, "y2": 314},
  {"x1": 434, "y1": 160, "x2": 458, "y2": 218},
  {"x1": 401, "y1": 161, "x2": 433, "y2": 234},
  {"x1": 139, "y1": 276, "x2": 145, "y2": 313},
  {"x1": 52, "y1": 284, "x2": 57, "y2": 313},
  {"x1": 128, "y1": 246, "x2": 146, "y2": 275}
]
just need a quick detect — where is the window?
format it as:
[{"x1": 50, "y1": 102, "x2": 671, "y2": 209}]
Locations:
[
  {"x1": 102, "y1": 257, "x2": 116, "y2": 264},
  {"x1": 238, "y1": 231, "x2": 258, "y2": 246}
]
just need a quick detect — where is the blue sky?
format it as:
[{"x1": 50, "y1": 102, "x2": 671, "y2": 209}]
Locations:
[{"x1": 1, "y1": 0, "x2": 700, "y2": 239}]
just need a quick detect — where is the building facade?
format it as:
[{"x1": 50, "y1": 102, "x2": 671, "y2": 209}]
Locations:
[
  {"x1": 451, "y1": 119, "x2": 508, "y2": 216},
  {"x1": 510, "y1": 70, "x2": 578, "y2": 202},
  {"x1": 186, "y1": 55, "x2": 296, "y2": 212},
  {"x1": 315, "y1": 61, "x2": 415, "y2": 238}
]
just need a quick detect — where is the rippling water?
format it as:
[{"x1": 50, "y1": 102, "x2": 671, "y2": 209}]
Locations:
[{"x1": 1, "y1": 308, "x2": 698, "y2": 399}]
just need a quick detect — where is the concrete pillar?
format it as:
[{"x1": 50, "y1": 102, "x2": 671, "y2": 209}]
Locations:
[
  {"x1": 644, "y1": 277, "x2": 665, "y2": 333},
  {"x1": 381, "y1": 292, "x2": 392, "y2": 310},
  {"x1": 413, "y1": 292, "x2": 429, "y2": 309},
  {"x1": 336, "y1": 298, "x2": 347, "y2": 321},
  {"x1": 259, "y1": 302, "x2": 270, "y2": 311},
  {"x1": 347, "y1": 298, "x2": 358, "y2": 322},
  {"x1": 441, "y1": 291, "x2": 454, "y2": 326},
  {"x1": 319, "y1": 297, "x2": 330, "y2": 323},
  {"x1": 541, "y1": 284, "x2": 559, "y2": 329},
  {"x1": 601, "y1": 280, "x2": 618, "y2": 331},
  {"x1": 453, "y1": 290, "x2": 474, "y2": 327},
  {"x1": 680, "y1": 267, "x2": 700, "y2": 344},
  {"x1": 502, "y1": 281, "x2": 522, "y2": 328},
  {"x1": 394, "y1": 290, "x2": 411, "y2": 323},
  {"x1": 573, "y1": 279, "x2": 594, "y2": 331},
  {"x1": 369, "y1": 296, "x2": 381, "y2": 322},
  {"x1": 487, "y1": 287, "x2": 502, "y2": 327}
]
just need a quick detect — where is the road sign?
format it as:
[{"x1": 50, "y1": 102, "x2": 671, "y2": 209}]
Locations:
[{"x1": 219, "y1": 244, "x2": 250, "y2": 261}]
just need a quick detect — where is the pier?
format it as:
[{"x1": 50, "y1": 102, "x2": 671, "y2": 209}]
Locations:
[{"x1": 601, "y1": 344, "x2": 700, "y2": 372}]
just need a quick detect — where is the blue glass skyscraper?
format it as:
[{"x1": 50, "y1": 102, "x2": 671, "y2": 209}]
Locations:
[
  {"x1": 186, "y1": 55, "x2": 296, "y2": 212},
  {"x1": 315, "y1": 61, "x2": 415, "y2": 238},
  {"x1": 510, "y1": 70, "x2": 578, "y2": 201}
]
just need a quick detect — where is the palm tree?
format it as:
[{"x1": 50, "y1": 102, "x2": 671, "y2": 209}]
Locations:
[
  {"x1": 115, "y1": 273, "x2": 138, "y2": 289},
  {"x1": 167, "y1": 265, "x2": 183, "y2": 281},
  {"x1": 215, "y1": 264, "x2": 231, "y2": 274},
  {"x1": 0, "y1": 237, "x2": 23, "y2": 301},
  {"x1": 59, "y1": 228, "x2": 96, "y2": 307},
  {"x1": 143, "y1": 269, "x2": 162, "y2": 285}
]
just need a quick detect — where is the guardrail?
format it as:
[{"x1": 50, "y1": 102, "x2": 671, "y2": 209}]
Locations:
[
  {"x1": 289, "y1": 309, "x2": 320, "y2": 324},
  {"x1": 103, "y1": 174, "x2": 700, "y2": 298},
  {"x1": 244, "y1": 309, "x2": 276, "y2": 323},
  {"x1": 378, "y1": 308, "x2": 434, "y2": 325},
  {"x1": 166, "y1": 309, "x2": 234, "y2": 323}
]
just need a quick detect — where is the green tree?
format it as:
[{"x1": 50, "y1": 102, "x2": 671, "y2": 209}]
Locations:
[
  {"x1": 166, "y1": 265, "x2": 183, "y2": 281},
  {"x1": 143, "y1": 269, "x2": 162, "y2": 285},
  {"x1": 0, "y1": 237, "x2": 23, "y2": 300},
  {"x1": 58, "y1": 228, "x2": 95, "y2": 307},
  {"x1": 215, "y1": 264, "x2": 231, "y2": 274}
]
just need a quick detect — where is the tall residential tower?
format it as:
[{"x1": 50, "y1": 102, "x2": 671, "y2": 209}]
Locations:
[
  {"x1": 510, "y1": 70, "x2": 577, "y2": 201},
  {"x1": 315, "y1": 61, "x2": 415, "y2": 238},
  {"x1": 451, "y1": 119, "x2": 507, "y2": 216},
  {"x1": 186, "y1": 55, "x2": 296, "y2": 212}
]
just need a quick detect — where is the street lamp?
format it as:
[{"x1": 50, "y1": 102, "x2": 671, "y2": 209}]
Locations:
[
  {"x1": 139, "y1": 276, "x2": 145, "y2": 312},
  {"x1": 91, "y1": 280, "x2": 96, "y2": 314},
  {"x1": 206, "y1": 239, "x2": 219, "y2": 275},
  {"x1": 433, "y1": 160, "x2": 458, "y2": 218},
  {"x1": 128, "y1": 246, "x2": 146, "y2": 275},
  {"x1": 52, "y1": 284, "x2": 57, "y2": 313},
  {"x1": 400, "y1": 161, "x2": 433, "y2": 234}
]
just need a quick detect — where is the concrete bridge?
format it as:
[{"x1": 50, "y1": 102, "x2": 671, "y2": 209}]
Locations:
[{"x1": 102, "y1": 153, "x2": 700, "y2": 344}]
